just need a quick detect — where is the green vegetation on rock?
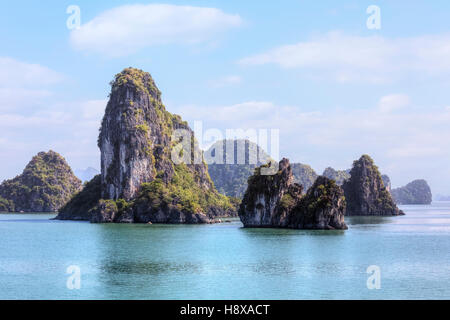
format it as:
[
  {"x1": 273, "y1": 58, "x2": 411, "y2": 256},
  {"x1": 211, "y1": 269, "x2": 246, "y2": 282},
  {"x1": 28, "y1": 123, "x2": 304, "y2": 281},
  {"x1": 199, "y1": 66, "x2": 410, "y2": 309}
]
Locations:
[
  {"x1": 0, "y1": 151, "x2": 82, "y2": 212},
  {"x1": 57, "y1": 175, "x2": 102, "y2": 220},
  {"x1": 58, "y1": 68, "x2": 236, "y2": 223},
  {"x1": 239, "y1": 158, "x2": 347, "y2": 230},
  {"x1": 342, "y1": 155, "x2": 403, "y2": 216}
]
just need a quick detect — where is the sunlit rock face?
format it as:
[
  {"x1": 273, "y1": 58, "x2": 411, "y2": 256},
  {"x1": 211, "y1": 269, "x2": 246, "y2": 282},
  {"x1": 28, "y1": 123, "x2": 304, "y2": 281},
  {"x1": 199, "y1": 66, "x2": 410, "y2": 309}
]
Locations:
[
  {"x1": 58, "y1": 67, "x2": 236, "y2": 223},
  {"x1": 239, "y1": 158, "x2": 348, "y2": 230}
]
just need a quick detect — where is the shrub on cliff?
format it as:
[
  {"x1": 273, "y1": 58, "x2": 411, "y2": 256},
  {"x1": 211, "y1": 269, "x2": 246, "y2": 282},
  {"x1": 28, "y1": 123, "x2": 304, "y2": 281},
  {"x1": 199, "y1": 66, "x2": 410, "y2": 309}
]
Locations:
[{"x1": 0, "y1": 151, "x2": 82, "y2": 212}]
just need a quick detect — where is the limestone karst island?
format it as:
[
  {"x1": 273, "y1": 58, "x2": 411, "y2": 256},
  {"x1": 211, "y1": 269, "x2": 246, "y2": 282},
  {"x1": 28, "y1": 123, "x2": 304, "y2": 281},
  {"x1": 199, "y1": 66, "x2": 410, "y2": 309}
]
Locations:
[
  {"x1": 0, "y1": 68, "x2": 414, "y2": 230},
  {"x1": 1, "y1": 1, "x2": 449, "y2": 302}
]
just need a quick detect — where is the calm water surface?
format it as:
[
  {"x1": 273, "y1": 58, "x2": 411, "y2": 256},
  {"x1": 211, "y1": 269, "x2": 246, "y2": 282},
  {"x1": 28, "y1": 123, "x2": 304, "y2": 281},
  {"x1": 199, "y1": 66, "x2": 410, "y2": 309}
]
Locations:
[{"x1": 1, "y1": 202, "x2": 450, "y2": 299}]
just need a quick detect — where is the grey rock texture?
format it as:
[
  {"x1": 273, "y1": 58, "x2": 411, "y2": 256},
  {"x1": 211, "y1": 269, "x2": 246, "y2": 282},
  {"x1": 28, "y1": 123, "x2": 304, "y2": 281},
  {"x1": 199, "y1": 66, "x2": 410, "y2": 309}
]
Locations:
[
  {"x1": 56, "y1": 68, "x2": 235, "y2": 223},
  {"x1": 342, "y1": 155, "x2": 404, "y2": 216},
  {"x1": 288, "y1": 176, "x2": 347, "y2": 230},
  {"x1": 239, "y1": 158, "x2": 347, "y2": 230}
]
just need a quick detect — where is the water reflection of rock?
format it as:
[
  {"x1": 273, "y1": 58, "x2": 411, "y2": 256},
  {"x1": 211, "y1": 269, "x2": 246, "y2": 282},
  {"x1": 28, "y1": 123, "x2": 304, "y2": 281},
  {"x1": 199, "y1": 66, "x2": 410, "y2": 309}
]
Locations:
[
  {"x1": 346, "y1": 216, "x2": 394, "y2": 225},
  {"x1": 239, "y1": 228, "x2": 346, "y2": 238},
  {"x1": 102, "y1": 261, "x2": 202, "y2": 275}
]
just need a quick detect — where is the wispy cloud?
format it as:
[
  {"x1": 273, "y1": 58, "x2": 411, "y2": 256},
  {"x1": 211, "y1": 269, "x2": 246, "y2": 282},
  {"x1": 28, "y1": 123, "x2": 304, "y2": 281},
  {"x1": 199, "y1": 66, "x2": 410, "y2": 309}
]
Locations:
[
  {"x1": 0, "y1": 57, "x2": 63, "y2": 112},
  {"x1": 239, "y1": 32, "x2": 450, "y2": 83},
  {"x1": 378, "y1": 94, "x2": 410, "y2": 113},
  {"x1": 0, "y1": 57, "x2": 63, "y2": 87},
  {"x1": 70, "y1": 4, "x2": 243, "y2": 57},
  {"x1": 0, "y1": 57, "x2": 105, "y2": 180}
]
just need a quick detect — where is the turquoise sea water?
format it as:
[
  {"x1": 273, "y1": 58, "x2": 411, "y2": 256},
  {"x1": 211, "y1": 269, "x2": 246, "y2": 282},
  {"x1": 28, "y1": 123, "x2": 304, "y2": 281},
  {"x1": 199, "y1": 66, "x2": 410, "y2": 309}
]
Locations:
[{"x1": 1, "y1": 202, "x2": 450, "y2": 300}]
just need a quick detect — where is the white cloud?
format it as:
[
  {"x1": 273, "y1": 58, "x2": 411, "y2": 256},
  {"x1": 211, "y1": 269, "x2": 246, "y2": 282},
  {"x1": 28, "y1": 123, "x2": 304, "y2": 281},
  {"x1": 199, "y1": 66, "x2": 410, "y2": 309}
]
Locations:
[
  {"x1": 0, "y1": 98, "x2": 105, "y2": 182},
  {"x1": 0, "y1": 57, "x2": 63, "y2": 112},
  {"x1": 0, "y1": 57, "x2": 105, "y2": 181},
  {"x1": 70, "y1": 4, "x2": 242, "y2": 56},
  {"x1": 239, "y1": 32, "x2": 450, "y2": 83},
  {"x1": 378, "y1": 94, "x2": 410, "y2": 113},
  {"x1": 0, "y1": 57, "x2": 63, "y2": 87},
  {"x1": 0, "y1": 88, "x2": 53, "y2": 112}
]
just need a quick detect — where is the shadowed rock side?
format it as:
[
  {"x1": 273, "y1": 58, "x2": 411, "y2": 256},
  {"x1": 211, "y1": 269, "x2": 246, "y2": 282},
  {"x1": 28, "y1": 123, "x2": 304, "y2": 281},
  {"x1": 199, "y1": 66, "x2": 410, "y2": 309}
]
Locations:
[
  {"x1": 56, "y1": 175, "x2": 101, "y2": 220},
  {"x1": 342, "y1": 155, "x2": 404, "y2": 216},
  {"x1": 239, "y1": 158, "x2": 347, "y2": 230},
  {"x1": 0, "y1": 151, "x2": 82, "y2": 212},
  {"x1": 391, "y1": 179, "x2": 432, "y2": 205},
  {"x1": 56, "y1": 68, "x2": 235, "y2": 223},
  {"x1": 288, "y1": 176, "x2": 347, "y2": 230}
]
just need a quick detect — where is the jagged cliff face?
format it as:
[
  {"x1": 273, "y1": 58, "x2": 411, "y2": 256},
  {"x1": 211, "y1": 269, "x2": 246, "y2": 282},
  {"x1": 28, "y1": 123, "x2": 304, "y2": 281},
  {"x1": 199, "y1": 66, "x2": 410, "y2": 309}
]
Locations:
[
  {"x1": 239, "y1": 158, "x2": 296, "y2": 227},
  {"x1": 289, "y1": 176, "x2": 347, "y2": 230},
  {"x1": 58, "y1": 68, "x2": 234, "y2": 223},
  {"x1": 239, "y1": 158, "x2": 347, "y2": 230},
  {"x1": 391, "y1": 179, "x2": 432, "y2": 205},
  {"x1": 342, "y1": 155, "x2": 403, "y2": 216},
  {"x1": 98, "y1": 68, "x2": 217, "y2": 200},
  {"x1": 99, "y1": 68, "x2": 174, "y2": 200},
  {"x1": 0, "y1": 151, "x2": 82, "y2": 212}
]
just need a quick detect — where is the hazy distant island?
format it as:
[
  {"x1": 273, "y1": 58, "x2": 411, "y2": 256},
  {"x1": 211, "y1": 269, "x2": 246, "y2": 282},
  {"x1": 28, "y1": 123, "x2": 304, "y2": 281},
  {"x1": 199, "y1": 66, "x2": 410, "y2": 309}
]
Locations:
[
  {"x1": 391, "y1": 180, "x2": 432, "y2": 205},
  {"x1": 0, "y1": 151, "x2": 82, "y2": 212},
  {"x1": 205, "y1": 139, "x2": 272, "y2": 199},
  {"x1": 436, "y1": 194, "x2": 450, "y2": 201}
]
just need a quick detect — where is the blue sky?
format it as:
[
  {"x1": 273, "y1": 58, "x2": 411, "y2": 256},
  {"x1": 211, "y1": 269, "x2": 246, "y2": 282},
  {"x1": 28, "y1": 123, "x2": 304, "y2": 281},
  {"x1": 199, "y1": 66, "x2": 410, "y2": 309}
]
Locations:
[{"x1": 1, "y1": 0, "x2": 450, "y2": 194}]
